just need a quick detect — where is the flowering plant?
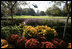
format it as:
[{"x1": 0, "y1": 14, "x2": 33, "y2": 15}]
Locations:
[
  {"x1": 16, "y1": 37, "x2": 27, "y2": 48},
  {"x1": 41, "y1": 42, "x2": 56, "y2": 48},
  {"x1": 50, "y1": 38, "x2": 67, "y2": 48},
  {"x1": 25, "y1": 38, "x2": 41, "y2": 48},
  {"x1": 6, "y1": 34, "x2": 20, "y2": 44},
  {"x1": 22, "y1": 25, "x2": 58, "y2": 39}
]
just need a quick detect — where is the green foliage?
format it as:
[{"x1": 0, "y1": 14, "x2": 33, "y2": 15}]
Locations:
[
  {"x1": 1, "y1": 25, "x2": 23, "y2": 39},
  {"x1": 45, "y1": 5, "x2": 62, "y2": 16},
  {"x1": 63, "y1": 1, "x2": 71, "y2": 16},
  {"x1": 39, "y1": 11, "x2": 46, "y2": 16},
  {"x1": 25, "y1": 18, "x2": 70, "y2": 27},
  {"x1": 1, "y1": 18, "x2": 71, "y2": 42},
  {"x1": 16, "y1": 8, "x2": 36, "y2": 16},
  {"x1": 1, "y1": 19, "x2": 24, "y2": 26},
  {"x1": 51, "y1": 1, "x2": 71, "y2": 16}
]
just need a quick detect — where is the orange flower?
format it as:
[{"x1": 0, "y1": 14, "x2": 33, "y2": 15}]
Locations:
[{"x1": 68, "y1": 43, "x2": 71, "y2": 48}]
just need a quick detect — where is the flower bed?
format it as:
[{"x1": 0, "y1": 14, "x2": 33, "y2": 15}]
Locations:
[
  {"x1": 1, "y1": 25, "x2": 71, "y2": 48},
  {"x1": 22, "y1": 25, "x2": 58, "y2": 39}
]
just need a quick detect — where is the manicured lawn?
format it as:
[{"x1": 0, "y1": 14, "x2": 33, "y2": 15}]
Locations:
[
  {"x1": 8, "y1": 15, "x2": 71, "y2": 19},
  {"x1": 7, "y1": 16, "x2": 71, "y2": 22}
]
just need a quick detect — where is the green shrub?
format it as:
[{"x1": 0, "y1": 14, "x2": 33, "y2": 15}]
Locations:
[
  {"x1": 42, "y1": 19, "x2": 71, "y2": 27},
  {"x1": 1, "y1": 25, "x2": 23, "y2": 39},
  {"x1": 1, "y1": 18, "x2": 71, "y2": 43},
  {"x1": 23, "y1": 18, "x2": 71, "y2": 27},
  {"x1": 1, "y1": 18, "x2": 25, "y2": 26},
  {"x1": 1, "y1": 18, "x2": 71, "y2": 27}
]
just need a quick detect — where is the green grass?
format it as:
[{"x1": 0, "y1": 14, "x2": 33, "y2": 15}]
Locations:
[{"x1": 8, "y1": 15, "x2": 71, "y2": 19}]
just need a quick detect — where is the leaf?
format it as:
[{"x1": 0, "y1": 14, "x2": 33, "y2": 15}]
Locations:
[{"x1": 22, "y1": 32, "x2": 25, "y2": 37}]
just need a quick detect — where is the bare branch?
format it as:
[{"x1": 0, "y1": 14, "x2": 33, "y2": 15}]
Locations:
[{"x1": 12, "y1": 1, "x2": 17, "y2": 8}]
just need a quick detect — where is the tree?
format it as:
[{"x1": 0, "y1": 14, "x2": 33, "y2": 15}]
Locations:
[
  {"x1": 21, "y1": 8, "x2": 36, "y2": 16},
  {"x1": 52, "y1": 1, "x2": 71, "y2": 39},
  {"x1": 45, "y1": 5, "x2": 61, "y2": 16},
  {"x1": 1, "y1": 1, "x2": 28, "y2": 25},
  {"x1": 63, "y1": 1, "x2": 71, "y2": 16},
  {"x1": 45, "y1": 7, "x2": 52, "y2": 16},
  {"x1": 63, "y1": 1, "x2": 71, "y2": 39},
  {"x1": 1, "y1": 1, "x2": 12, "y2": 25},
  {"x1": 28, "y1": 8, "x2": 36, "y2": 16},
  {"x1": 15, "y1": 7, "x2": 23, "y2": 16},
  {"x1": 39, "y1": 11, "x2": 46, "y2": 16},
  {"x1": 1, "y1": 1, "x2": 17, "y2": 25}
]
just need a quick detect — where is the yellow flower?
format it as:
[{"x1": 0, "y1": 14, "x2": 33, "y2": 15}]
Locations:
[
  {"x1": 1, "y1": 39, "x2": 8, "y2": 48},
  {"x1": 23, "y1": 25, "x2": 58, "y2": 37},
  {"x1": 35, "y1": 27, "x2": 38, "y2": 30},
  {"x1": 53, "y1": 31, "x2": 58, "y2": 36},
  {"x1": 53, "y1": 31, "x2": 56, "y2": 34},
  {"x1": 46, "y1": 27, "x2": 51, "y2": 31},
  {"x1": 43, "y1": 30, "x2": 47, "y2": 34},
  {"x1": 45, "y1": 25, "x2": 47, "y2": 28},
  {"x1": 41, "y1": 25, "x2": 45, "y2": 28},
  {"x1": 51, "y1": 29, "x2": 55, "y2": 32},
  {"x1": 30, "y1": 28, "x2": 37, "y2": 34},
  {"x1": 38, "y1": 26, "x2": 41, "y2": 28},
  {"x1": 27, "y1": 26, "x2": 33, "y2": 29}
]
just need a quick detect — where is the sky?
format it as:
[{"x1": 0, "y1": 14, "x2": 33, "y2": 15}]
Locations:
[{"x1": 20, "y1": 1, "x2": 65, "y2": 12}]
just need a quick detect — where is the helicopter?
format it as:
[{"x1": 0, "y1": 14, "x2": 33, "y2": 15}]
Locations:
[{"x1": 32, "y1": 3, "x2": 38, "y2": 8}]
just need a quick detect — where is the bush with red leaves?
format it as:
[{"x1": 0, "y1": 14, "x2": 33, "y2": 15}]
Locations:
[
  {"x1": 41, "y1": 42, "x2": 56, "y2": 48},
  {"x1": 50, "y1": 38, "x2": 67, "y2": 48},
  {"x1": 16, "y1": 37, "x2": 27, "y2": 48},
  {"x1": 25, "y1": 38, "x2": 41, "y2": 48},
  {"x1": 6, "y1": 34, "x2": 20, "y2": 44},
  {"x1": 37, "y1": 36, "x2": 47, "y2": 42}
]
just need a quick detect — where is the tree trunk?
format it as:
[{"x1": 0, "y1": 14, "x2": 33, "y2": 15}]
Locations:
[
  {"x1": 63, "y1": 1, "x2": 70, "y2": 39},
  {"x1": 11, "y1": 8, "x2": 13, "y2": 25},
  {"x1": 10, "y1": 1, "x2": 17, "y2": 25},
  {"x1": 63, "y1": 14, "x2": 69, "y2": 39}
]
